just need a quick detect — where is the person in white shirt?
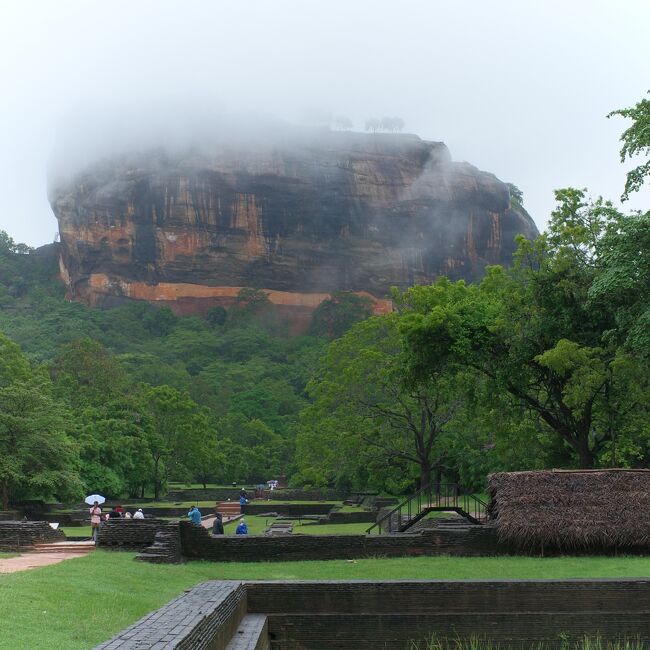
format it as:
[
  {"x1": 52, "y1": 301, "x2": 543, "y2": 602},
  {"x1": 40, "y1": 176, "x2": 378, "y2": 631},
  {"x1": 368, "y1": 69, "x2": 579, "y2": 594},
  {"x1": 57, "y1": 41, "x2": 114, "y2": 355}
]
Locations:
[
  {"x1": 89, "y1": 501, "x2": 102, "y2": 543},
  {"x1": 133, "y1": 508, "x2": 145, "y2": 519}
]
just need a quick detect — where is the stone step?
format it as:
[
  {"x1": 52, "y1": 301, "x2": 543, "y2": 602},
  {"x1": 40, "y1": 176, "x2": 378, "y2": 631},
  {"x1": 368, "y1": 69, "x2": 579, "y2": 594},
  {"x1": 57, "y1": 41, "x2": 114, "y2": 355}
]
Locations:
[
  {"x1": 226, "y1": 614, "x2": 269, "y2": 650},
  {"x1": 217, "y1": 502, "x2": 242, "y2": 515},
  {"x1": 32, "y1": 543, "x2": 94, "y2": 549}
]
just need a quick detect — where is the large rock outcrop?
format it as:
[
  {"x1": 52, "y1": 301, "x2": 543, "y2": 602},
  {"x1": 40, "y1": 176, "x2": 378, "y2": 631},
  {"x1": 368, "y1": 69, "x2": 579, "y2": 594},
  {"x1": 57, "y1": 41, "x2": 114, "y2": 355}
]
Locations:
[{"x1": 49, "y1": 131, "x2": 537, "y2": 319}]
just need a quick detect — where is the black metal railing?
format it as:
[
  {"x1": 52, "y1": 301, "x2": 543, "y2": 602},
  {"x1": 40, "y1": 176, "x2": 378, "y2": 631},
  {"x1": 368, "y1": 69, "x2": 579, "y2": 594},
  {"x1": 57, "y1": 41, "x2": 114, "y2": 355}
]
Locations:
[{"x1": 366, "y1": 483, "x2": 489, "y2": 535}]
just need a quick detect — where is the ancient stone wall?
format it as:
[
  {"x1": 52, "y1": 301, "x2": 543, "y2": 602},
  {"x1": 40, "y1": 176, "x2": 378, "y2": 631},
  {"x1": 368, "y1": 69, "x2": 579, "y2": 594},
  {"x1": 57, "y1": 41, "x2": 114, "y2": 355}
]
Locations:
[
  {"x1": 94, "y1": 581, "x2": 247, "y2": 650},
  {"x1": 97, "y1": 518, "x2": 171, "y2": 551},
  {"x1": 95, "y1": 579, "x2": 650, "y2": 650},
  {"x1": 266, "y1": 488, "x2": 344, "y2": 501},
  {"x1": 166, "y1": 488, "x2": 246, "y2": 501},
  {"x1": 241, "y1": 503, "x2": 334, "y2": 516},
  {"x1": 137, "y1": 521, "x2": 183, "y2": 564},
  {"x1": 327, "y1": 510, "x2": 377, "y2": 524},
  {"x1": 178, "y1": 522, "x2": 498, "y2": 562},
  {"x1": 0, "y1": 520, "x2": 65, "y2": 550}
]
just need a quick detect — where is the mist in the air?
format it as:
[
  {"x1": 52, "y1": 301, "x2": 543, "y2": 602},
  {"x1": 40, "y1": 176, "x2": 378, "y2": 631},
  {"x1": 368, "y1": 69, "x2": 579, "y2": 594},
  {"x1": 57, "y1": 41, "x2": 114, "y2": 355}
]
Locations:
[{"x1": 1, "y1": 0, "x2": 649, "y2": 245}]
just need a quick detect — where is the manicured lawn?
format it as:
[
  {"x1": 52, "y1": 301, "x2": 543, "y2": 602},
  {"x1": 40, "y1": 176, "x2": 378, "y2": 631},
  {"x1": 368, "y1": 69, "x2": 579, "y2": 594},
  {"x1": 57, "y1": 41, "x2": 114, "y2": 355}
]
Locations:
[
  {"x1": 3, "y1": 552, "x2": 650, "y2": 649},
  {"x1": 167, "y1": 483, "x2": 248, "y2": 489},
  {"x1": 223, "y1": 516, "x2": 370, "y2": 536},
  {"x1": 223, "y1": 515, "x2": 274, "y2": 535},
  {"x1": 60, "y1": 526, "x2": 92, "y2": 537},
  {"x1": 257, "y1": 499, "x2": 339, "y2": 505},
  {"x1": 294, "y1": 521, "x2": 372, "y2": 535}
]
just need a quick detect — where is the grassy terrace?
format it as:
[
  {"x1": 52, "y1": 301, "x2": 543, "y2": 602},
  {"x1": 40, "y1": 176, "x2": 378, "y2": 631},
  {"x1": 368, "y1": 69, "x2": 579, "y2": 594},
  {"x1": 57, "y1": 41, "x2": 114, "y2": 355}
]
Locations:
[
  {"x1": 3, "y1": 553, "x2": 650, "y2": 649},
  {"x1": 55, "y1": 500, "x2": 340, "y2": 514},
  {"x1": 60, "y1": 515, "x2": 371, "y2": 538}
]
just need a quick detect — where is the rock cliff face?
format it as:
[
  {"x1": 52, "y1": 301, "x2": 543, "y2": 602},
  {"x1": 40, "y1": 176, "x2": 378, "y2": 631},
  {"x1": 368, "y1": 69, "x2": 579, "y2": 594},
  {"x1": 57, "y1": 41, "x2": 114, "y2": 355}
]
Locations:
[{"x1": 50, "y1": 131, "x2": 537, "y2": 320}]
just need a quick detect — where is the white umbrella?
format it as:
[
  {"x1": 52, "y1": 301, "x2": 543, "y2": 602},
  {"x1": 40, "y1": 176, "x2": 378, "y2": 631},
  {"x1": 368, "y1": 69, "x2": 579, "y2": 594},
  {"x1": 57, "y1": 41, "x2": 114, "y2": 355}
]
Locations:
[{"x1": 85, "y1": 494, "x2": 106, "y2": 505}]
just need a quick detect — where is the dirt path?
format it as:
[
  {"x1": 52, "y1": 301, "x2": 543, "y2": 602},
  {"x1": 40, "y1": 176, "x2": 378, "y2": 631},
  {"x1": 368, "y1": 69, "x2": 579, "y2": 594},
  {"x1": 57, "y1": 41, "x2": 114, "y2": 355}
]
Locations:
[
  {"x1": 0, "y1": 541, "x2": 95, "y2": 574},
  {"x1": 0, "y1": 550, "x2": 90, "y2": 574}
]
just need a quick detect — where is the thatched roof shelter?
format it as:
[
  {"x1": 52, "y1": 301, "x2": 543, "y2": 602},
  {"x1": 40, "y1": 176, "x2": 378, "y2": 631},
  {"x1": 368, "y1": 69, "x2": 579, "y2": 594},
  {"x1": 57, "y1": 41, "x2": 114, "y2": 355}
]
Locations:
[{"x1": 488, "y1": 470, "x2": 650, "y2": 553}]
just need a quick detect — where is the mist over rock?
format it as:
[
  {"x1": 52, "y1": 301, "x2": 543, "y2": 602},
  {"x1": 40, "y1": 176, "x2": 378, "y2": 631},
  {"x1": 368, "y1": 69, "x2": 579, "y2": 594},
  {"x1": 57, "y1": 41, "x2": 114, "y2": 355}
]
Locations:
[{"x1": 49, "y1": 130, "x2": 538, "y2": 320}]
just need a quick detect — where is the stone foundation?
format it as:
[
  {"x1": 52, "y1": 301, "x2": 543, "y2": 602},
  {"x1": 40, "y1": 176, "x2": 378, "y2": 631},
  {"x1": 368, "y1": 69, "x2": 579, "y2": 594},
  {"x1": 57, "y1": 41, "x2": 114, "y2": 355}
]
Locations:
[
  {"x1": 95, "y1": 579, "x2": 650, "y2": 649},
  {"x1": 178, "y1": 521, "x2": 498, "y2": 562},
  {"x1": 242, "y1": 503, "x2": 334, "y2": 517},
  {"x1": 97, "y1": 518, "x2": 171, "y2": 551},
  {"x1": 0, "y1": 520, "x2": 65, "y2": 551}
]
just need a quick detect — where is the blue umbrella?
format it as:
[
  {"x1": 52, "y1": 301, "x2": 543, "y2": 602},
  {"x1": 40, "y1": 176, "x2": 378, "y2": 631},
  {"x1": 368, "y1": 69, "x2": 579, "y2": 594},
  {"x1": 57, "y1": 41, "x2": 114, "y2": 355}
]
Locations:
[{"x1": 85, "y1": 494, "x2": 106, "y2": 505}]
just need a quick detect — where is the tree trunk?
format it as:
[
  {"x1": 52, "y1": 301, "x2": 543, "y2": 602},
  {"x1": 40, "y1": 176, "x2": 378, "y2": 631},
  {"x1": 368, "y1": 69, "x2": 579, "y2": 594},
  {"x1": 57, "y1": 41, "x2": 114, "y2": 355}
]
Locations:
[
  {"x1": 1, "y1": 481, "x2": 9, "y2": 511},
  {"x1": 575, "y1": 437, "x2": 594, "y2": 469},
  {"x1": 419, "y1": 459, "x2": 432, "y2": 491},
  {"x1": 432, "y1": 467, "x2": 442, "y2": 495},
  {"x1": 153, "y1": 456, "x2": 161, "y2": 501}
]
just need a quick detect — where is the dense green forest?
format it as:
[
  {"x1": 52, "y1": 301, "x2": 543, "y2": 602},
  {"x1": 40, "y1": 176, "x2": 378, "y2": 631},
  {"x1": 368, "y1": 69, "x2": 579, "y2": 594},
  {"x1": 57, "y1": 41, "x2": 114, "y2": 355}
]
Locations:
[
  {"x1": 0, "y1": 238, "x2": 378, "y2": 507},
  {"x1": 0, "y1": 93, "x2": 648, "y2": 506}
]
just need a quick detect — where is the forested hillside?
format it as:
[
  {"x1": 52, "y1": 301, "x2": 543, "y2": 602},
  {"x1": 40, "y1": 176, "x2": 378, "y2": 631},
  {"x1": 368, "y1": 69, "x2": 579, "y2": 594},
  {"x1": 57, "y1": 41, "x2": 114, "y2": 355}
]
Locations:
[
  {"x1": 0, "y1": 233, "x2": 375, "y2": 506},
  {"x1": 0, "y1": 94, "x2": 648, "y2": 506}
]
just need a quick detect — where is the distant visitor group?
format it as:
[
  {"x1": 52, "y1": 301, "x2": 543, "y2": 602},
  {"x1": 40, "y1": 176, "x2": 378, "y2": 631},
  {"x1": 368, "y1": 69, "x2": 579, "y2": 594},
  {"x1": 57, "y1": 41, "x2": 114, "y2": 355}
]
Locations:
[{"x1": 88, "y1": 488, "x2": 251, "y2": 542}]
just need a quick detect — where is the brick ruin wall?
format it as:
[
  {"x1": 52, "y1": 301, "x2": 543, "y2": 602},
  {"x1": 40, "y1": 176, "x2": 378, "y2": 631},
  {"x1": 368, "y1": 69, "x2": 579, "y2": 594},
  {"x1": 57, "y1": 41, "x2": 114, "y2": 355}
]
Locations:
[
  {"x1": 96, "y1": 518, "x2": 172, "y2": 551},
  {"x1": 178, "y1": 521, "x2": 499, "y2": 562},
  {"x1": 0, "y1": 521, "x2": 65, "y2": 551},
  {"x1": 95, "y1": 579, "x2": 650, "y2": 650}
]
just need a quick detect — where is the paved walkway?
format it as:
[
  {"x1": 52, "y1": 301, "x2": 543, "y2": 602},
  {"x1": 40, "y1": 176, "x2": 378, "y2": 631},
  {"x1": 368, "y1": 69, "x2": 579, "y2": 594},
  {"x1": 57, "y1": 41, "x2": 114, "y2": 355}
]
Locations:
[
  {"x1": 201, "y1": 513, "x2": 240, "y2": 529},
  {"x1": 0, "y1": 541, "x2": 95, "y2": 574}
]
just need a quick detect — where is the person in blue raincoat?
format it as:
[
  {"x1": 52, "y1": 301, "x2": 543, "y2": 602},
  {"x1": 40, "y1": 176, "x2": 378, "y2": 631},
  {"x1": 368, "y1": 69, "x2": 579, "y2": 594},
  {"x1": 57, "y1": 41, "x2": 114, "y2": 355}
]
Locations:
[
  {"x1": 187, "y1": 505, "x2": 202, "y2": 526},
  {"x1": 235, "y1": 519, "x2": 248, "y2": 535}
]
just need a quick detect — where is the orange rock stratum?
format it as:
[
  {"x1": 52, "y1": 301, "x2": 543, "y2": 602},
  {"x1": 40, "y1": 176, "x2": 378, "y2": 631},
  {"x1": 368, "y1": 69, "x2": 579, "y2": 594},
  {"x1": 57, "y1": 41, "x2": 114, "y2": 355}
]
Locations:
[{"x1": 49, "y1": 131, "x2": 537, "y2": 322}]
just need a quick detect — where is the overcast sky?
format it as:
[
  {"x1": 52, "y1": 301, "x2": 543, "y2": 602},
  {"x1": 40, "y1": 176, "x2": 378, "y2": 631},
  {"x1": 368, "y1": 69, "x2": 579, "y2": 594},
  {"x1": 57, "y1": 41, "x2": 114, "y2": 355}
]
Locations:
[{"x1": 1, "y1": 0, "x2": 648, "y2": 246}]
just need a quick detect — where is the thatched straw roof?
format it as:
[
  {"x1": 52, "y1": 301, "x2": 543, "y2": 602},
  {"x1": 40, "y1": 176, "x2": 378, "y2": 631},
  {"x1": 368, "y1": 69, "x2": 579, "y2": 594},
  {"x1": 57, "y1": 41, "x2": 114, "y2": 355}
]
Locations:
[{"x1": 488, "y1": 470, "x2": 650, "y2": 553}]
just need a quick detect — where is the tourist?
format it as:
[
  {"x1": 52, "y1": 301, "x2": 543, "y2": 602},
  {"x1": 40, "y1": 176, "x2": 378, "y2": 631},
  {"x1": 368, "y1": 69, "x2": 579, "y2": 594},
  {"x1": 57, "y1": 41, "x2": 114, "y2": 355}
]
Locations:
[
  {"x1": 212, "y1": 512, "x2": 224, "y2": 536},
  {"x1": 115, "y1": 505, "x2": 123, "y2": 518},
  {"x1": 240, "y1": 488, "x2": 248, "y2": 500},
  {"x1": 235, "y1": 519, "x2": 248, "y2": 535},
  {"x1": 89, "y1": 501, "x2": 102, "y2": 542},
  {"x1": 124, "y1": 511, "x2": 132, "y2": 519},
  {"x1": 187, "y1": 505, "x2": 202, "y2": 526},
  {"x1": 239, "y1": 494, "x2": 248, "y2": 507},
  {"x1": 133, "y1": 508, "x2": 145, "y2": 520}
]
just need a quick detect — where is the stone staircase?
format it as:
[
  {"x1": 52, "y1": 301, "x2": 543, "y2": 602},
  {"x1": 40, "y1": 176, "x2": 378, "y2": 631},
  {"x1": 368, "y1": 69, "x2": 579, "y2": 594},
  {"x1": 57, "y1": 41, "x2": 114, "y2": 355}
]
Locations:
[
  {"x1": 136, "y1": 522, "x2": 182, "y2": 564},
  {"x1": 32, "y1": 540, "x2": 95, "y2": 554},
  {"x1": 218, "y1": 501, "x2": 242, "y2": 517},
  {"x1": 226, "y1": 614, "x2": 269, "y2": 650}
]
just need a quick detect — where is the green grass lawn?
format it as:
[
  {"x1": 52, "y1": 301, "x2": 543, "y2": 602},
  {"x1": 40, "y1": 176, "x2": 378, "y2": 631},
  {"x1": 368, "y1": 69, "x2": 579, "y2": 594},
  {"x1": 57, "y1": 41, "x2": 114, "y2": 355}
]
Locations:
[
  {"x1": 56, "y1": 499, "x2": 343, "y2": 515},
  {"x1": 56, "y1": 501, "x2": 221, "y2": 514},
  {"x1": 60, "y1": 526, "x2": 92, "y2": 537},
  {"x1": 3, "y1": 552, "x2": 650, "y2": 649},
  {"x1": 224, "y1": 515, "x2": 273, "y2": 535},
  {"x1": 61, "y1": 516, "x2": 368, "y2": 538},
  {"x1": 167, "y1": 483, "x2": 243, "y2": 488},
  {"x1": 336, "y1": 504, "x2": 369, "y2": 512},
  {"x1": 223, "y1": 515, "x2": 371, "y2": 536},
  {"x1": 294, "y1": 521, "x2": 372, "y2": 535}
]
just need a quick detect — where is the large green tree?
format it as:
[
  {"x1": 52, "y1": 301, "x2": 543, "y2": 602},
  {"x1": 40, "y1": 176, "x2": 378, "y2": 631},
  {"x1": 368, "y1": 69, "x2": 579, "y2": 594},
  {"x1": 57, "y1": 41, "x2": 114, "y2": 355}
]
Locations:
[
  {"x1": 398, "y1": 191, "x2": 650, "y2": 469},
  {"x1": 0, "y1": 334, "x2": 81, "y2": 509},
  {"x1": 298, "y1": 315, "x2": 461, "y2": 491},
  {"x1": 609, "y1": 91, "x2": 650, "y2": 200}
]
